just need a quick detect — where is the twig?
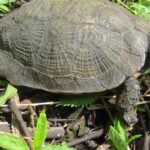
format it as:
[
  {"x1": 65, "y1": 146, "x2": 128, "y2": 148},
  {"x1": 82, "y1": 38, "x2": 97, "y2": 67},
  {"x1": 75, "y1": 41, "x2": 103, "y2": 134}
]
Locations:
[
  {"x1": 29, "y1": 127, "x2": 65, "y2": 139},
  {"x1": 144, "y1": 87, "x2": 150, "y2": 96},
  {"x1": 68, "y1": 108, "x2": 83, "y2": 120},
  {"x1": 0, "y1": 101, "x2": 57, "y2": 108},
  {"x1": 136, "y1": 101, "x2": 150, "y2": 105},
  {"x1": 139, "y1": 97, "x2": 150, "y2": 131},
  {"x1": 48, "y1": 118, "x2": 75, "y2": 122},
  {"x1": 139, "y1": 114, "x2": 147, "y2": 132},
  {"x1": 68, "y1": 129, "x2": 103, "y2": 147},
  {"x1": 102, "y1": 99, "x2": 114, "y2": 123},
  {"x1": 9, "y1": 100, "x2": 33, "y2": 150},
  {"x1": 144, "y1": 132, "x2": 150, "y2": 150},
  {"x1": 87, "y1": 104, "x2": 112, "y2": 110}
]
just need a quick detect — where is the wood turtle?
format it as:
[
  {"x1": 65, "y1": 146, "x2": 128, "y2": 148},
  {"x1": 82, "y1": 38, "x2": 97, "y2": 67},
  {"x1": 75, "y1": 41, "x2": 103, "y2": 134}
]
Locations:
[{"x1": 0, "y1": 0, "x2": 150, "y2": 124}]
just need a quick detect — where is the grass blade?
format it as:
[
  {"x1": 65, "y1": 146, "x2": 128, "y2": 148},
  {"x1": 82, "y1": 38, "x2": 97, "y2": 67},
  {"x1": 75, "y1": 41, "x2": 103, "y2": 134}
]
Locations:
[{"x1": 33, "y1": 110, "x2": 48, "y2": 150}]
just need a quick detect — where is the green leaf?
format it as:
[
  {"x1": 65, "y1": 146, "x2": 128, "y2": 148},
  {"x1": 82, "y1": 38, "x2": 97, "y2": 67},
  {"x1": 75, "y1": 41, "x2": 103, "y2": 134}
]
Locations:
[
  {"x1": 0, "y1": 0, "x2": 16, "y2": 13},
  {"x1": 0, "y1": 4, "x2": 10, "y2": 12},
  {"x1": 57, "y1": 94, "x2": 102, "y2": 107},
  {"x1": 0, "y1": 79, "x2": 8, "y2": 87},
  {"x1": 145, "y1": 68, "x2": 150, "y2": 74},
  {"x1": 127, "y1": 134, "x2": 142, "y2": 143},
  {"x1": 0, "y1": 132, "x2": 29, "y2": 150},
  {"x1": 129, "y1": 3, "x2": 150, "y2": 20},
  {"x1": 139, "y1": 0, "x2": 150, "y2": 6},
  {"x1": 41, "y1": 142, "x2": 76, "y2": 150},
  {"x1": 8, "y1": 0, "x2": 16, "y2": 2},
  {"x1": 114, "y1": 119, "x2": 128, "y2": 142},
  {"x1": 113, "y1": 0, "x2": 150, "y2": 20},
  {"x1": 0, "y1": 84, "x2": 17, "y2": 106},
  {"x1": 109, "y1": 118, "x2": 142, "y2": 150},
  {"x1": 138, "y1": 107, "x2": 146, "y2": 112},
  {"x1": 0, "y1": 0, "x2": 16, "y2": 5},
  {"x1": 33, "y1": 110, "x2": 48, "y2": 150},
  {"x1": 108, "y1": 126, "x2": 128, "y2": 150}
]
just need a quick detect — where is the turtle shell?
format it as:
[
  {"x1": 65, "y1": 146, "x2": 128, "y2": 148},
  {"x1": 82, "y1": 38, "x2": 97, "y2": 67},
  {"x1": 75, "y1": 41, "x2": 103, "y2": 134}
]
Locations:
[{"x1": 0, "y1": 0, "x2": 149, "y2": 93}]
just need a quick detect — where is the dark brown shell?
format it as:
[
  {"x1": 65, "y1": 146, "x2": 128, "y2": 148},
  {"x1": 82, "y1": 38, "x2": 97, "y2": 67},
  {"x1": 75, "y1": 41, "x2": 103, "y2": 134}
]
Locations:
[{"x1": 0, "y1": 0, "x2": 149, "y2": 93}]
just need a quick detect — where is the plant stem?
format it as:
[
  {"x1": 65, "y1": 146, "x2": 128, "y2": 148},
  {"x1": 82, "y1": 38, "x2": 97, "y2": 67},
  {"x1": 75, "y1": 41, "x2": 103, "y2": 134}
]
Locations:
[{"x1": 116, "y1": 0, "x2": 132, "y2": 11}]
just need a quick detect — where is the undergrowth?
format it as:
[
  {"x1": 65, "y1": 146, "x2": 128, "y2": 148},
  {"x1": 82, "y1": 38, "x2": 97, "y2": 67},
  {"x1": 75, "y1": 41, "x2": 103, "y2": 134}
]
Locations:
[
  {"x1": 0, "y1": 0, "x2": 16, "y2": 13},
  {"x1": 113, "y1": 0, "x2": 150, "y2": 20}
]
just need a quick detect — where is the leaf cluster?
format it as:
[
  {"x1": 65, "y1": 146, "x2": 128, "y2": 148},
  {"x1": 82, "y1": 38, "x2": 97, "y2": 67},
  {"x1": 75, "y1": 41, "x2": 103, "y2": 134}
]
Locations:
[
  {"x1": 0, "y1": 110, "x2": 76, "y2": 150},
  {"x1": 0, "y1": 0, "x2": 16, "y2": 13},
  {"x1": 108, "y1": 118, "x2": 142, "y2": 150},
  {"x1": 113, "y1": 0, "x2": 150, "y2": 20},
  {"x1": 129, "y1": 0, "x2": 150, "y2": 20},
  {"x1": 57, "y1": 94, "x2": 101, "y2": 107},
  {"x1": 0, "y1": 84, "x2": 17, "y2": 106}
]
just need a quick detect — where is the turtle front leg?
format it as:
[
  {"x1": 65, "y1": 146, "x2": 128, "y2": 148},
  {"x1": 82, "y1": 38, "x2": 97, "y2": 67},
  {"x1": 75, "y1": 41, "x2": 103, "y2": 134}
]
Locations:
[{"x1": 117, "y1": 77, "x2": 140, "y2": 125}]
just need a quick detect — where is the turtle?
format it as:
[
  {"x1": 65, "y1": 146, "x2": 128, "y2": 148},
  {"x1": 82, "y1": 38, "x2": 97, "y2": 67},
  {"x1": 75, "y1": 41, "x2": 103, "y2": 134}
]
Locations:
[{"x1": 0, "y1": 0, "x2": 150, "y2": 124}]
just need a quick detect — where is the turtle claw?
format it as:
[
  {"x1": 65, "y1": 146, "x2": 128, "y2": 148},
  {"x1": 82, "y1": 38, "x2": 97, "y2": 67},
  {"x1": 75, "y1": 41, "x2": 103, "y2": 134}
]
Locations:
[{"x1": 123, "y1": 110, "x2": 138, "y2": 125}]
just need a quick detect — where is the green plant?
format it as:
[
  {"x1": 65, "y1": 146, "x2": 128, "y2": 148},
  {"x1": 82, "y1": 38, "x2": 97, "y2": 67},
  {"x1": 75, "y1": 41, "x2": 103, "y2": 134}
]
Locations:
[
  {"x1": 0, "y1": 84, "x2": 17, "y2": 106},
  {"x1": 33, "y1": 110, "x2": 48, "y2": 150},
  {"x1": 129, "y1": 0, "x2": 150, "y2": 20},
  {"x1": 0, "y1": 0, "x2": 16, "y2": 13},
  {"x1": 113, "y1": 0, "x2": 150, "y2": 20},
  {"x1": 57, "y1": 94, "x2": 102, "y2": 107},
  {"x1": 145, "y1": 67, "x2": 150, "y2": 74},
  {"x1": 113, "y1": 0, "x2": 132, "y2": 11},
  {"x1": 0, "y1": 110, "x2": 76, "y2": 150},
  {"x1": 108, "y1": 118, "x2": 142, "y2": 150},
  {"x1": 0, "y1": 79, "x2": 8, "y2": 87},
  {"x1": 0, "y1": 133, "x2": 29, "y2": 150}
]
